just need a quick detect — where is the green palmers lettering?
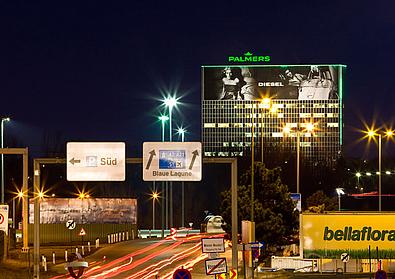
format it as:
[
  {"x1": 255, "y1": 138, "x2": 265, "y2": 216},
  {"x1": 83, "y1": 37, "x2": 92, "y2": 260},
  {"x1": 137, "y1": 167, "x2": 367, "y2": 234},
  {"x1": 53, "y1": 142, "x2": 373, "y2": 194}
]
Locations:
[{"x1": 227, "y1": 52, "x2": 271, "y2": 63}]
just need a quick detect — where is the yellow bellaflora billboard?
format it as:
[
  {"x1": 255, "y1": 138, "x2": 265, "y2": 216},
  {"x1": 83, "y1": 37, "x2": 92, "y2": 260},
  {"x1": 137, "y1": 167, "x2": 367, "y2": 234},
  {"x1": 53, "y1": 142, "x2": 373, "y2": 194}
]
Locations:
[{"x1": 301, "y1": 213, "x2": 395, "y2": 258}]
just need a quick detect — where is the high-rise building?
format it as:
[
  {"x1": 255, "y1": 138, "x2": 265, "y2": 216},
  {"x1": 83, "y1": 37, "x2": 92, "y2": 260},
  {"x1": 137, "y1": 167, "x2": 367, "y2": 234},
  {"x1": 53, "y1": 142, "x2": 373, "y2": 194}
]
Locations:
[{"x1": 202, "y1": 65, "x2": 346, "y2": 168}]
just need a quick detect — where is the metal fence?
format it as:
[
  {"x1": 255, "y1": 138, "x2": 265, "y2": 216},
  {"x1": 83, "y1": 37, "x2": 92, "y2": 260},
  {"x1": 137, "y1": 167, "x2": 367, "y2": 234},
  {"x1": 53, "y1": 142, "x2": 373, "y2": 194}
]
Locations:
[{"x1": 27, "y1": 223, "x2": 137, "y2": 244}]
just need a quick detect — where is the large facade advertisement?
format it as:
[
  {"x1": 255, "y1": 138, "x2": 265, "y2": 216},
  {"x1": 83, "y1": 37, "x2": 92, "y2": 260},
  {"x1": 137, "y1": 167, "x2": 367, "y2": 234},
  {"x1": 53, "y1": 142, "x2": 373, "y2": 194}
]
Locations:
[
  {"x1": 29, "y1": 198, "x2": 137, "y2": 224},
  {"x1": 301, "y1": 213, "x2": 395, "y2": 258},
  {"x1": 202, "y1": 65, "x2": 342, "y2": 101}
]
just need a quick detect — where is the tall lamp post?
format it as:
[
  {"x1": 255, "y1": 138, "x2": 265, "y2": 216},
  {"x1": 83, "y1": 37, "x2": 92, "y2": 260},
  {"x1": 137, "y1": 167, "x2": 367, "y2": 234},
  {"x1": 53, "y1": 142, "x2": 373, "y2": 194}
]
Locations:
[
  {"x1": 366, "y1": 129, "x2": 394, "y2": 211},
  {"x1": 158, "y1": 115, "x2": 169, "y2": 231},
  {"x1": 283, "y1": 123, "x2": 315, "y2": 193},
  {"x1": 177, "y1": 127, "x2": 186, "y2": 227},
  {"x1": 336, "y1": 188, "x2": 345, "y2": 211},
  {"x1": 163, "y1": 96, "x2": 178, "y2": 228},
  {"x1": 151, "y1": 192, "x2": 159, "y2": 229},
  {"x1": 1, "y1": 117, "x2": 10, "y2": 204}
]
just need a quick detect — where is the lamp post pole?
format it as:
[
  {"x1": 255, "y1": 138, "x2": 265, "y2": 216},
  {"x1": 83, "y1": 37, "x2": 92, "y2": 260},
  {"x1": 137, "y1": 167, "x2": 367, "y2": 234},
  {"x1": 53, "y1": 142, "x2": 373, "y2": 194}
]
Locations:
[
  {"x1": 296, "y1": 131, "x2": 300, "y2": 194},
  {"x1": 1, "y1": 117, "x2": 10, "y2": 204},
  {"x1": 379, "y1": 134, "x2": 382, "y2": 212},
  {"x1": 178, "y1": 128, "x2": 186, "y2": 227},
  {"x1": 251, "y1": 104, "x2": 255, "y2": 223},
  {"x1": 159, "y1": 116, "x2": 168, "y2": 232}
]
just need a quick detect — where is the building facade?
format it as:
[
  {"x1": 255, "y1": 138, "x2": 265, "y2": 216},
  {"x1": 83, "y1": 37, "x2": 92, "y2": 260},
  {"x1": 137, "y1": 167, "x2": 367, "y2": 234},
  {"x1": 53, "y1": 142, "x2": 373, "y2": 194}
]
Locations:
[{"x1": 202, "y1": 65, "x2": 345, "y2": 167}]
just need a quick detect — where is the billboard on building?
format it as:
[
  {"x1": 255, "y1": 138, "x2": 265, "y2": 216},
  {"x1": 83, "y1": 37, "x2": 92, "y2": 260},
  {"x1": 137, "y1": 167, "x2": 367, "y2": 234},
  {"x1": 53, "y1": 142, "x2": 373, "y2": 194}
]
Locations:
[
  {"x1": 29, "y1": 198, "x2": 137, "y2": 224},
  {"x1": 301, "y1": 213, "x2": 395, "y2": 258},
  {"x1": 202, "y1": 65, "x2": 343, "y2": 101}
]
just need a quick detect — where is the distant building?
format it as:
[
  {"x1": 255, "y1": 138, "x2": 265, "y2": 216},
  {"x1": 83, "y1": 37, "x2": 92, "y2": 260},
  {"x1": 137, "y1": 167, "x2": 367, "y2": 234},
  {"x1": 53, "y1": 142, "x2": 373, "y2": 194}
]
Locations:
[{"x1": 202, "y1": 65, "x2": 346, "y2": 167}]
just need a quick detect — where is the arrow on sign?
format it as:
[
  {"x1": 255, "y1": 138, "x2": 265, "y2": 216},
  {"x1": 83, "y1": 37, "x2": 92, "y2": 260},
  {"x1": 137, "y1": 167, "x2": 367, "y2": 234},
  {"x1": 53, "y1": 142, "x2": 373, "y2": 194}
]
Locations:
[
  {"x1": 188, "y1": 150, "x2": 199, "y2": 170},
  {"x1": 145, "y1": 150, "x2": 156, "y2": 170},
  {"x1": 229, "y1": 268, "x2": 237, "y2": 279},
  {"x1": 69, "y1": 158, "x2": 81, "y2": 165}
]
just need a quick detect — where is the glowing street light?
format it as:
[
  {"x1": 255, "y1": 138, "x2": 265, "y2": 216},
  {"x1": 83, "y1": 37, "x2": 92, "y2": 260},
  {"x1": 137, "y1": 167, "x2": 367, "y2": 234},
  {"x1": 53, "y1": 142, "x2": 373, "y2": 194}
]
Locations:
[
  {"x1": 151, "y1": 192, "x2": 159, "y2": 230},
  {"x1": 163, "y1": 96, "x2": 178, "y2": 142},
  {"x1": 176, "y1": 127, "x2": 187, "y2": 227},
  {"x1": 283, "y1": 122, "x2": 316, "y2": 193},
  {"x1": 163, "y1": 96, "x2": 179, "y2": 228},
  {"x1": 336, "y1": 188, "x2": 345, "y2": 211},
  {"x1": 158, "y1": 115, "x2": 169, "y2": 142},
  {"x1": 365, "y1": 128, "x2": 394, "y2": 211},
  {"x1": 1, "y1": 117, "x2": 10, "y2": 203}
]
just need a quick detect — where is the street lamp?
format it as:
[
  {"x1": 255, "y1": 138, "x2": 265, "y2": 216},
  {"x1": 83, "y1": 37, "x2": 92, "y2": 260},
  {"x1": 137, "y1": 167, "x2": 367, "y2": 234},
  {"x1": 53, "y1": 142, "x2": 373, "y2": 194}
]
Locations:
[
  {"x1": 283, "y1": 123, "x2": 315, "y2": 193},
  {"x1": 1, "y1": 117, "x2": 10, "y2": 204},
  {"x1": 158, "y1": 114, "x2": 169, "y2": 233},
  {"x1": 176, "y1": 127, "x2": 186, "y2": 227},
  {"x1": 365, "y1": 128, "x2": 394, "y2": 211},
  {"x1": 163, "y1": 96, "x2": 178, "y2": 228},
  {"x1": 12, "y1": 189, "x2": 24, "y2": 229},
  {"x1": 336, "y1": 188, "x2": 345, "y2": 211},
  {"x1": 151, "y1": 192, "x2": 159, "y2": 229}
]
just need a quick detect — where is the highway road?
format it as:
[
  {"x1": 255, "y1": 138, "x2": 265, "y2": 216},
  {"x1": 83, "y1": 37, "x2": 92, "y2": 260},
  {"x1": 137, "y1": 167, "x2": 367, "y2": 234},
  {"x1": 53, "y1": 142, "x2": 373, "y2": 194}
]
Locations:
[{"x1": 48, "y1": 232, "x2": 225, "y2": 279}]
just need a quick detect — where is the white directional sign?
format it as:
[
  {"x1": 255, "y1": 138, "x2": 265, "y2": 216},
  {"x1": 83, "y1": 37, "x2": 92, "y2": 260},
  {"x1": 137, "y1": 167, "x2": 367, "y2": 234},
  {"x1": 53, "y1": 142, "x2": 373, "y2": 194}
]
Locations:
[
  {"x1": 0, "y1": 205, "x2": 9, "y2": 235},
  {"x1": 202, "y1": 238, "x2": 225, "y2": 253},
  {"x1": 67, "y1": 142, "x2": 125, "y2": 181},
  {"x1": 143, "y1": 142, "x2": 202, "y2": 181}
]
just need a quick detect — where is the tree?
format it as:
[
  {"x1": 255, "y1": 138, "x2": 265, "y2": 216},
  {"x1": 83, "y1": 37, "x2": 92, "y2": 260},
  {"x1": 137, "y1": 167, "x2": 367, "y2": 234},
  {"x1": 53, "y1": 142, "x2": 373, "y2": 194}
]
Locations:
[
  {"x1": 220, "y1": 162, "x2": 298, "y2": 247},
  {"x1": 305, "y1": 190, "x2": 338, "y2": 212}
]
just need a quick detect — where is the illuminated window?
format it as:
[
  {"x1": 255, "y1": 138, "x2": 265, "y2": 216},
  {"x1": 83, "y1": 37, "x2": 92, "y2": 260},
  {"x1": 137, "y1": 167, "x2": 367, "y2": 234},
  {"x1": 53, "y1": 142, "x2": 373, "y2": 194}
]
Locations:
[
  {"x1": 313, "y1": 113, "x2": 325, "y2": 118},
  {"x1": 204, "y1": 123, "x2": 216, "y2": 128},
  {"x1": 277, "y1": 113, "x2": 284, "y2": 118},
  {"x1": 233, "y1": 123, "x2": 243, "y2": 128},
  {"x1": 218, "y1": 123, "x2": 229, "y2": 128},
  {"x1": 223, "y1": 142, "x2": 229, "y2": 147},
  {"x1": 272, "y1": 132, "x2": 284, "y2": 137},
  {"x1": 327, "y1": 123, "x2": 339, "y2": 127},
  {"x1": 300, "y1": 113, "x2": 312, "y2": 118}
]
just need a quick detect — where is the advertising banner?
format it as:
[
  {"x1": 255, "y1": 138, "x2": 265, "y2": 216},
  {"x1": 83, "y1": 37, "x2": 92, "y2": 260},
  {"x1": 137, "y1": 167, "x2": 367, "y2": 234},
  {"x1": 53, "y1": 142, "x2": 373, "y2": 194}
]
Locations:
[
  {"x1": 202, "y1": 65, "x2": 343, "y2": 101},
  {"x1": 29, "y1": 198, "x2": 137, "y2": 224},
  {"x1": 301, "y1": 213, "x2": 395, "y2": 258}
]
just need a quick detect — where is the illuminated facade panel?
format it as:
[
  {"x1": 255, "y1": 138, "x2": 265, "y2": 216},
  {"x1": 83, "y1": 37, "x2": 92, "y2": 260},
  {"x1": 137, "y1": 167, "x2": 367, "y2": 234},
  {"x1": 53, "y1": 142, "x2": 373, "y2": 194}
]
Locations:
[{"x1": 202, "y1": 65, "x2": 345, "y2": 167}]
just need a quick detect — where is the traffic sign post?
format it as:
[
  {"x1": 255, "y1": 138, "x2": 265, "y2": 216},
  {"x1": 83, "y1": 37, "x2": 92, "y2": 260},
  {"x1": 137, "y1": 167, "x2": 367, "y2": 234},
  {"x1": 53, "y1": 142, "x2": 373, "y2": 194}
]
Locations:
[
  {"x1": 202, "y1": 238, "x2": 225, "y2": 253},
  {"x1": 173, "y1": 268, "x2": 192, "y2": 279},
  {"x1": 66, "y1": 142, "x2": 126, "y2": 181},
  {"x1": 143, "y1": 142, "x2": 202, "y2": 181},
  {"x1": 341, "y1": 252, "x2": 350, "y2": 273},
  {"x1": 205, "y1": 258, "x2": 227, "y2": 275}
]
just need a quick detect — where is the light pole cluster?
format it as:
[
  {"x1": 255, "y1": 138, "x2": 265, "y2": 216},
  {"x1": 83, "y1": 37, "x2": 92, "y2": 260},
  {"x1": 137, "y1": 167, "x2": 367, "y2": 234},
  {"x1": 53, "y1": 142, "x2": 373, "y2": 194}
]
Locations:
[
  {"x1": 363, "y1": 128, "x2": 394, "y2": 211},
  {"x1": 156, "y1": 96, "x2": 187, "y2": 230},
  {"x1": 283, "y1": 122, "x2": 315, "y2": 194}
]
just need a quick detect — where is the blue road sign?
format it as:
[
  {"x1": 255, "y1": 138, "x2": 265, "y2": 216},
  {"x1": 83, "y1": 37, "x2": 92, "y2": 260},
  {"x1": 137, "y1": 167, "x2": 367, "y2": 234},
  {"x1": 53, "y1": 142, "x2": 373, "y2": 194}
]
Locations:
[
  {"x1": 173, "y1": 268, "x2": 192, "y2": 279},
  {"x1": 159, "y1": 150, "x2": 186, "y2": 169}
]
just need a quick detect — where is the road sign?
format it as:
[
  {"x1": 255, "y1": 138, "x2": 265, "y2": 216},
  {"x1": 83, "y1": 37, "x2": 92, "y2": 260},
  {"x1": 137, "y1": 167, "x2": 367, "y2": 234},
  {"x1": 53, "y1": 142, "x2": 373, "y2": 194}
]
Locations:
[
  {"x1": 173, "y1": 268, "x2": 192, "y2": 279},
  {"x1": 143, "y1": 142, "x2": 202, "y2": 181},
  {"x1": 229, "y1": 268, "x2": 237, "y2": 279},
  {"x1": 250, "y1": 241, "x2": 264, "y2": 249},
  {"x1": 66, "y1": 142, "x2": 125, "y2": 181},
  {"x1": 66, "y1": 220, "x2": 76, "y2": 230},
  {"x1": 202, "y1": 238, "x2": 225, "y2": 253},
  {"x1": 79, "y1": 228, "x2": 86, "y2": 236},
  {"x1": 205, "y1": 258, "x2": 227, "y2": 275},
  {"x1": 341, "y1": 252, "x2": 350, "y2": 263},
  {"x1": 0, "y1": 205, "x2": 9, "y2": 235}
]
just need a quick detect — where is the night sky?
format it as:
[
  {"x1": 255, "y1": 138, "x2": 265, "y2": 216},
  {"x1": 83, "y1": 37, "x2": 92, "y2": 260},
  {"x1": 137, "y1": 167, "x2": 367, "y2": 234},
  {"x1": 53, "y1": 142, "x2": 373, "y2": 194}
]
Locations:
[{"x1": 1, "y1": 1, "x2": 395, "y2": 158}]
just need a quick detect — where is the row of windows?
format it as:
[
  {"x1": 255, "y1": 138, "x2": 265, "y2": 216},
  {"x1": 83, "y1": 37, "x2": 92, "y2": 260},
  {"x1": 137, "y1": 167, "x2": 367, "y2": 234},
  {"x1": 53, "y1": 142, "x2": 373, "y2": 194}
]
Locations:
[{"x1": 204, "y1": 123, "x2": 339, "y2": 128}]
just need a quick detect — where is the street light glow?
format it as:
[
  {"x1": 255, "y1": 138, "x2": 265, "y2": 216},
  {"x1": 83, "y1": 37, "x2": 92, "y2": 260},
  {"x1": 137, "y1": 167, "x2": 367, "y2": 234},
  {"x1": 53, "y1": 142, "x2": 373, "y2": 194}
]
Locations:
[
  {"x1": 158, "y1": 115, "x2": 169, "y2": 122},
  {"x1": 163, "y1": 96, "x2": 178, "y2": 109},
  {"x1": 386, "y1": 171, "x2": 391, "y2": 175},
  {"x1": 356, "y1": 172, "x2": 362, "y2": 177},
  {"x1": 17, "y1": 190, "x2": 24, "y2": 198},
  {"x1": 305, "y1": 122, "x2": 315, "y2": 132},
  {"x1": 38, "y1": 191, "x2": 44, "y2": 199},
  {"x1": 282, "y1": 126, "x2": 291, "y2": 134},
  {"x1": 367, "y1": 130, "x2": 376, "y2": 138}
]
